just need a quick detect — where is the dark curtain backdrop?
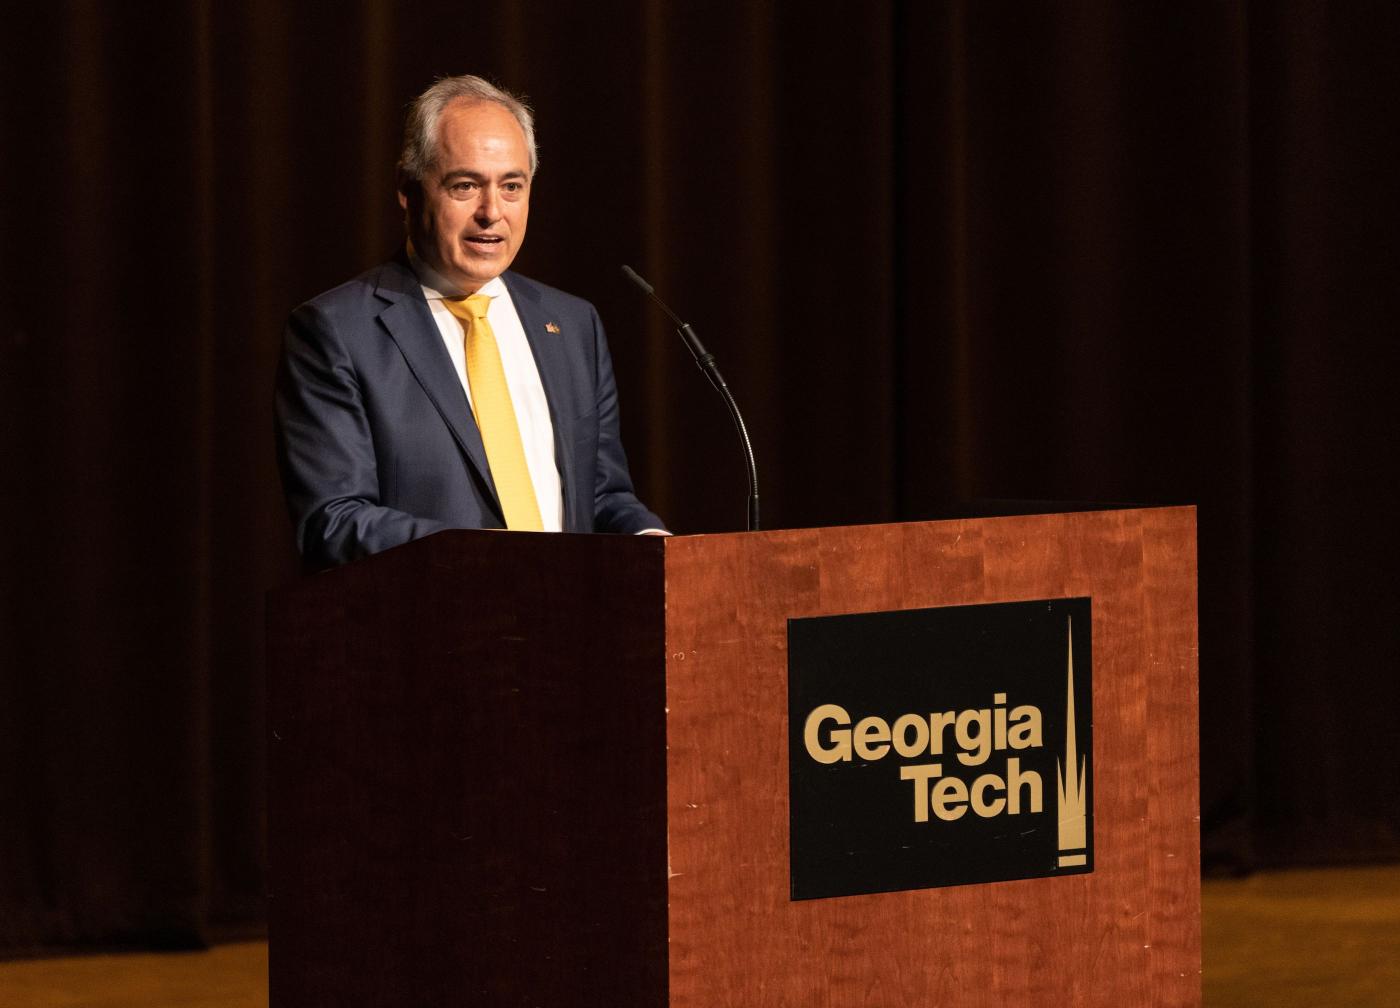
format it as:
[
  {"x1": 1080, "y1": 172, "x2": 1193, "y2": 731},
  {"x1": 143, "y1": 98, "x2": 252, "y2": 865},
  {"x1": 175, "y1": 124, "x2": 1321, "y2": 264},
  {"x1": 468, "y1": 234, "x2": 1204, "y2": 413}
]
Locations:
[{"x1": 2, "y1": 0, "x2": 1397, "y2": 954}]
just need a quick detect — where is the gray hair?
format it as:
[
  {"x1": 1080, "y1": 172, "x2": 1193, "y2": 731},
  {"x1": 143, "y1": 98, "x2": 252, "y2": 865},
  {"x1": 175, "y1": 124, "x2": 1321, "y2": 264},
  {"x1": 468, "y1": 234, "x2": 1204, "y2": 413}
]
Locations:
[{"x1": 398, "y1": 75, "x2": 538, "y2": 180}]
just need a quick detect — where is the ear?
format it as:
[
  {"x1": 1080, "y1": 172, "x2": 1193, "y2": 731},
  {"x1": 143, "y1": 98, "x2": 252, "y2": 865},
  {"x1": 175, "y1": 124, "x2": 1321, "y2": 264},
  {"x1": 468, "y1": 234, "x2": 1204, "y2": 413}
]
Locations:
[{"x1": 396, "y1": 167, "x2": 418, "y2": 211}]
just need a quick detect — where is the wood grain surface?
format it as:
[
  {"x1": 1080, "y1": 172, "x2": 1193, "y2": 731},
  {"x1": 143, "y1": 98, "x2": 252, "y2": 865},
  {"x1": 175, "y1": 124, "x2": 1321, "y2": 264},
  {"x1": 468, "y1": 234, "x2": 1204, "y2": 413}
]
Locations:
[
  {"x1": 267, "y1": 530, "x2": 669, "y2": 1007},
  {"x1": 663, "y1": 507, "x2": 1200, "y2": 1007}
]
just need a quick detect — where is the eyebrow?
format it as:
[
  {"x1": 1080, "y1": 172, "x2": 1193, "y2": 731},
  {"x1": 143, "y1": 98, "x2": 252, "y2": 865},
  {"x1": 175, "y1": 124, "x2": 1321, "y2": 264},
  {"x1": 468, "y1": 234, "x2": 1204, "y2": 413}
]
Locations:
[{"x1": 441, "y1": 168, "x2": 529, "y2": 183}]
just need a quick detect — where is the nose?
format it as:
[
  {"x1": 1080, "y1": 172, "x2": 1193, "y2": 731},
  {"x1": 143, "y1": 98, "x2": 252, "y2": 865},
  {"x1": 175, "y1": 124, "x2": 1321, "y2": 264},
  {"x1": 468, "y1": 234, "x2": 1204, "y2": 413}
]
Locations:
[{"x1": 474, "y1": 185, "x2": 501, "y2": 225}]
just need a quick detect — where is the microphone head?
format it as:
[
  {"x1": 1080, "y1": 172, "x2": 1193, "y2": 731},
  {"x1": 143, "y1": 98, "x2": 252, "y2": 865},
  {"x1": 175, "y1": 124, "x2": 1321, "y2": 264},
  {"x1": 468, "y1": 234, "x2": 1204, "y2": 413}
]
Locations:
[{"x1": 620, "y1": 264, "x2": 654, "y2": 295}]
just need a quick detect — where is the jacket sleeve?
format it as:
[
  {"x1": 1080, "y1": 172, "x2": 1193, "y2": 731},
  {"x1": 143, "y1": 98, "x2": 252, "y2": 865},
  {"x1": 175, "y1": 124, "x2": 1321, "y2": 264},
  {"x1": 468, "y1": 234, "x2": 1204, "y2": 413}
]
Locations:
[{"x1": 275, "y1": 302, "x2": 448, "y2": 568}]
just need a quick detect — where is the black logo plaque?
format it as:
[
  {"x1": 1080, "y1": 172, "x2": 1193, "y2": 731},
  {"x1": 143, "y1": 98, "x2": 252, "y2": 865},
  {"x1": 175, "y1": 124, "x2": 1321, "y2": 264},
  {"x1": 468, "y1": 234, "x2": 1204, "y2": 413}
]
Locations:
[{"x1": 787, "y1": 598, "x2": 1093, "y2": 901}]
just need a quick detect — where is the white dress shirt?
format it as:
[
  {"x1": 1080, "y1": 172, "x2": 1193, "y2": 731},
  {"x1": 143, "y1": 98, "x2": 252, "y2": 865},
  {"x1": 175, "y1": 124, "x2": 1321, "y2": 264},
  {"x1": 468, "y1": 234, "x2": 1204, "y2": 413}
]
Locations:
[{"x1": 408, "y1": 250, "x2": 565, "y2": 532}]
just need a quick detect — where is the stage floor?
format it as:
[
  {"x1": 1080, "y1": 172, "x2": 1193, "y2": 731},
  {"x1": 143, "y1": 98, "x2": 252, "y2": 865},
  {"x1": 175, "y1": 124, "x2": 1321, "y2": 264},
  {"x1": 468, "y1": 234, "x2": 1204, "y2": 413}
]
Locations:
[{"x1": 1, "y1": 863, "x2": 1396, "y2": 1006}]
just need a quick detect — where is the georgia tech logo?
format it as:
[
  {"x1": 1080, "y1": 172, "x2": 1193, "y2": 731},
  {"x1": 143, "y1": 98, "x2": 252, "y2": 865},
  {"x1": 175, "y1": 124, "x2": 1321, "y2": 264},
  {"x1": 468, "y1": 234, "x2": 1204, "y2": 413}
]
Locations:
[
  {"x1": 799, "y1": 617, "x2": 1088, "y2": 869},
  {"x1": 803, "y1": 693, "x2": 1045, "y2": 821},
  {"x1": 1056, "y1": 620, "x2": 1089, "y2": 867}
]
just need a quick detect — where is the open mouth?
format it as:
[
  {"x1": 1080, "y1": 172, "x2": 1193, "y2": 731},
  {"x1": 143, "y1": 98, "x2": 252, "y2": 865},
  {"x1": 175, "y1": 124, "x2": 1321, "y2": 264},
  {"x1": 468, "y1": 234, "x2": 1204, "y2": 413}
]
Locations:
[{"x1": 465, "y1": 235, "x2": 505, "y2": 248}]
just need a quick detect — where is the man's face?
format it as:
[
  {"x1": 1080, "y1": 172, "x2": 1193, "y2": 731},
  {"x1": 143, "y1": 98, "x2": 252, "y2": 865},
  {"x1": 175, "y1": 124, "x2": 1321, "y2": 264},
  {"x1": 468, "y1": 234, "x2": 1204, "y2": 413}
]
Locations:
[{"x1": 399, "y1": 99, "x2": 531, "y2": 293}]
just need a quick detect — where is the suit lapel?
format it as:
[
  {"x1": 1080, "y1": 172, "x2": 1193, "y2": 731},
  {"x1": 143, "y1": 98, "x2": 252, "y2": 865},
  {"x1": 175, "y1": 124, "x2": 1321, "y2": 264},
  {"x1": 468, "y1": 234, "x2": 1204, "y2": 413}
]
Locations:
[
  {"x1": 374, "y1": 259, "x2": 499, "y2": 507},
  {"x1": 504, "y1": 272, "x2": 582, "y2": 531}
]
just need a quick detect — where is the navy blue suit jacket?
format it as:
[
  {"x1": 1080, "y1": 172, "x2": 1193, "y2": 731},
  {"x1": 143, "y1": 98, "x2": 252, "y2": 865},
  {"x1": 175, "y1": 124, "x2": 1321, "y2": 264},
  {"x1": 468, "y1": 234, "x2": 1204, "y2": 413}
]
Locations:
[{"x1": 275, "y1": 254, "x2": 664, "y2": 568}]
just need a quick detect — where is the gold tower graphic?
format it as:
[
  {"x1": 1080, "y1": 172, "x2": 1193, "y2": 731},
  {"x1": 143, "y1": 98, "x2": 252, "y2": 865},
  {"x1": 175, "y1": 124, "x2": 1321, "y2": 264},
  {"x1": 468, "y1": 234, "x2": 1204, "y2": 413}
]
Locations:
[{"x1": 1056, "y1": 617, "x2": 1089, "y2": 868}]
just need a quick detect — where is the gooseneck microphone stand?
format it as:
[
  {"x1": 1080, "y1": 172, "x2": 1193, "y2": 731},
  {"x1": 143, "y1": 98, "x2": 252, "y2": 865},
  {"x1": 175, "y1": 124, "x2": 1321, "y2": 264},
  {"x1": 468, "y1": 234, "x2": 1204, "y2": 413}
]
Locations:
[{"x1": 621, "y1": 265, "x2": 760, "y2": 532}]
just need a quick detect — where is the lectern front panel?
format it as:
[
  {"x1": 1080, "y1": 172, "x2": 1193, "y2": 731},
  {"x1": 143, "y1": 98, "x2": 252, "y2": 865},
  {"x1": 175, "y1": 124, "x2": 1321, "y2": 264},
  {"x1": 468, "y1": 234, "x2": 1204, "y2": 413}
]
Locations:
[{"x1": 662, "y1": 508, "x2": 1199, "y2": 1007}]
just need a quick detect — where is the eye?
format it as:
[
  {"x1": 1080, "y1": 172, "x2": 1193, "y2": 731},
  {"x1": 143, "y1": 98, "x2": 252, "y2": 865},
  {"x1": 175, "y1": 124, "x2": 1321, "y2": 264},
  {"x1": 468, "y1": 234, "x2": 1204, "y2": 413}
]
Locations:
[{"x1": 447, "y1": 180, "x2": 477, "y2": 198}]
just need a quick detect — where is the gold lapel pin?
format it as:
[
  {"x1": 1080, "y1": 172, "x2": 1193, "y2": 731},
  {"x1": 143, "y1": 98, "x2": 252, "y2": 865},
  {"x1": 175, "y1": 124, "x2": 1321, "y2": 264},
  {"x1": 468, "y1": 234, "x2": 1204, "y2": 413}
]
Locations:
[{"x1": 545, "y1": 322, "x2": 561, "y2": 333}]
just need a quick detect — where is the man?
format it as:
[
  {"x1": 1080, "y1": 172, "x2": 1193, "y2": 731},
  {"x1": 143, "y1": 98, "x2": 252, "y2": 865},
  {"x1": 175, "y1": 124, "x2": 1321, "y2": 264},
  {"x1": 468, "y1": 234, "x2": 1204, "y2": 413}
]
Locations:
[{"x1": 276, "y1": 75, "x2": 665, "y2": 568}]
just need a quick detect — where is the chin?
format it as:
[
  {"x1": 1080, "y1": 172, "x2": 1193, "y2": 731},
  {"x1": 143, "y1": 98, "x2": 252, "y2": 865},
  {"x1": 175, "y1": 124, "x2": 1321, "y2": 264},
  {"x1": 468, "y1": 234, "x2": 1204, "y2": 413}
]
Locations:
[{"x1": 456, "y1": 265, "x2": 501, "y2": 287}]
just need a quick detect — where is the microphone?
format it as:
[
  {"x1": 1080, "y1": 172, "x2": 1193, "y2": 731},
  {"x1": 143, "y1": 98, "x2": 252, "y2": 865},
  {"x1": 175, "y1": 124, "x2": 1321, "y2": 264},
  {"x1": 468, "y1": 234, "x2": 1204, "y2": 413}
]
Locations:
[{"x1": 621, "y1": 264, "x2": 760, "y2": 532}]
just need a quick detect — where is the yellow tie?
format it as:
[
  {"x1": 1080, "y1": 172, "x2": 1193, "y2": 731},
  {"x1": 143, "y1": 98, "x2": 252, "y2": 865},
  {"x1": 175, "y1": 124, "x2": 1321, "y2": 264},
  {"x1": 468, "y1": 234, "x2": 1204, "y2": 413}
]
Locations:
[{"x1": 442, "y1": 294, "x2": 544, "y2": 531}]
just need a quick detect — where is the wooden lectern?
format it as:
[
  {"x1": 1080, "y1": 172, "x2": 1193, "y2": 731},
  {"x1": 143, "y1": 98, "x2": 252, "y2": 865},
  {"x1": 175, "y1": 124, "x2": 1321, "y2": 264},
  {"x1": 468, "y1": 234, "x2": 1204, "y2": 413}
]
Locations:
[{"x1": 268, "y1": 507, "x2": 1199, "y2": 1006}]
